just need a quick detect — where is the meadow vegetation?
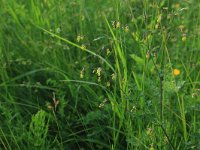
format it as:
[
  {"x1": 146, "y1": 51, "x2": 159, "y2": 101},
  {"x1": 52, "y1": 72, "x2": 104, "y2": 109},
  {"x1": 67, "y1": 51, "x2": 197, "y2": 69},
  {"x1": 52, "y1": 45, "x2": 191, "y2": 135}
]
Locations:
[{"x1": 0, "y1": 0, "x2": 200, "y2": 149}]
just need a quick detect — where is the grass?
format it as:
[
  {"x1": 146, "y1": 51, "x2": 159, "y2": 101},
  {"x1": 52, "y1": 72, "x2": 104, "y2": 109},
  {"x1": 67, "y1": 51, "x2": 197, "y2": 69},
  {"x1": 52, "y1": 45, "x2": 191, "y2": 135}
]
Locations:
[{"x1": 0, "y1": 0, "x2": 200, "y2": 149}]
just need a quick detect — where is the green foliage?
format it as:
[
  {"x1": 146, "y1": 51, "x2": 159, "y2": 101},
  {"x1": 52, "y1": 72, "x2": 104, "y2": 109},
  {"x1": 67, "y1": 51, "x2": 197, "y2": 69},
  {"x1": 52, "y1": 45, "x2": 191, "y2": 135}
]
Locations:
[
  {"x1": 0, "y1": 0, "x2": 199, "y2": 149},
  {"x1": 29, "y1": 110, "x2": 49, "y2": 147}
]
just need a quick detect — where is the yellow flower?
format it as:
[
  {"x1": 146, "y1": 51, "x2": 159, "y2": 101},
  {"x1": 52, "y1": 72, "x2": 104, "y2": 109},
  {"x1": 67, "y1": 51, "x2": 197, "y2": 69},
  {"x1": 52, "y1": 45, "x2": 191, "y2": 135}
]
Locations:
[{"x1": 173, "y1": 69, "x2": 180, "y2": 76}]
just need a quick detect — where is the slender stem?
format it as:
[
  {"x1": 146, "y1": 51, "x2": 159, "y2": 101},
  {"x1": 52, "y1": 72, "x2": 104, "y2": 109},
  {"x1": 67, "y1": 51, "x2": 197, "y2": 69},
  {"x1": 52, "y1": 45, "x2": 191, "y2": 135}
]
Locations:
[
  {"x1": 151, "y1": 58, "x2": 163, "y2": 121},
  {"x1": 160, "y1": 73, "x2": 163, "y2": 121},
  {"x1": 160, "y1": 124, "x2": 176, "y2": 150}
]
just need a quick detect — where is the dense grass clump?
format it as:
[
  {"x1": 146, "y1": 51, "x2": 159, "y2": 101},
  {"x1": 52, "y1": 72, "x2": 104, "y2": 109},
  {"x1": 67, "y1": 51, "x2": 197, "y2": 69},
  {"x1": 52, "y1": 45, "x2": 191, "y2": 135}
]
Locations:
[{"x1": 0, "y1": 0, "x2": 200, "y2": 149}]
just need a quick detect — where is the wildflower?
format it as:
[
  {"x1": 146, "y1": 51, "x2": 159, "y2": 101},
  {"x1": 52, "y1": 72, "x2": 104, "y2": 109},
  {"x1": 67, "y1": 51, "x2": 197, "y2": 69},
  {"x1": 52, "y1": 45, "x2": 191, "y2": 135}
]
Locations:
[{"x1": 173, "y1": 69, "x2": 181, "y2": 76}]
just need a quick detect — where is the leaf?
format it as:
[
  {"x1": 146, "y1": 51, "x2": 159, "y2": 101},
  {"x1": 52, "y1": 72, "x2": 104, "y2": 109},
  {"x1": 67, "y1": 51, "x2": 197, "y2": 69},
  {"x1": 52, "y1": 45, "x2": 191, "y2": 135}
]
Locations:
[{"x1": 130, "y1": 54, "x2": 145, "y2": 66}]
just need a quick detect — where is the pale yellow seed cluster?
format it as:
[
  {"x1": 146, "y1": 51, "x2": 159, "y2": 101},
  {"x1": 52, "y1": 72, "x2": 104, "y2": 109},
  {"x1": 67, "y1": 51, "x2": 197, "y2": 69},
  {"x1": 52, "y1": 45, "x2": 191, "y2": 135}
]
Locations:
[
  {"x1": 164, "y1": 136, "x2": 169, "y2": 144},
  {"x1": 146, "y1": 50, "x2": 150, "y2": 59},
  {"x1": 93, "y1": 67, "x2": 102, "y2": 82},
  {"x1": 124, "y1": 25, "x2": 129, "y2": 32},
  {"x1": 111, "y1": 73, "x2": 116, "y2": 80},
  {"x1": 178, "y1": 25, "x2": 185, "y2": 32},
  {"x1": 106, "y1": 81, "x2": 111, "y2": 87},
  {"x1": 149, "y1": 143, "x2": 154, "y2": 150},
  {"x1": 80, "y1": 68, "x2": 84, "y2": 79},
  {"x1": 147, "y1": 127, "x2": 153, "y2": 136},
  {"x1": 106, "y1": 48, "x2": 111, "y2": 55},
  {"x1": 99, "y1": 98, "x2": 108, "y2": 108},
  {"x1": 81, "y1": 44, "x2": 86, "y2": 50},
  {"x1": 130, "y1": 105, "x2": 136, "y2": 112},
  {"x1": 81, "y1": 15, "x2": 85, "y2": 21},
  {"x1": 77, "y1": 35, "x2": 84, "y2": 42},
  {"x1": 155, "y1": 14, "x2": 162, "y2": 29},
  {"x1": 96, "y1": 67, "x2": 102, "y2": 77},
  {"x1": 112, "y1": 21, "x2": 120, "y2": 28},
  {"x1": 182, "y1": 34, "x2": 187, "y2": 41}
]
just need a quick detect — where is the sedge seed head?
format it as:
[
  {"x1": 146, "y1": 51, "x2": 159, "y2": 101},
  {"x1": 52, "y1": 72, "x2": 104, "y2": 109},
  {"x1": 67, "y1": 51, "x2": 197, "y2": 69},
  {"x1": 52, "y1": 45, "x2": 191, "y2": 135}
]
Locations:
[
  {"x1": 96, "y1": 67, "x2": 102, "y2": 76},
  {"x1": 182, "y1": 35, "x2": 187, "y2": 41}
]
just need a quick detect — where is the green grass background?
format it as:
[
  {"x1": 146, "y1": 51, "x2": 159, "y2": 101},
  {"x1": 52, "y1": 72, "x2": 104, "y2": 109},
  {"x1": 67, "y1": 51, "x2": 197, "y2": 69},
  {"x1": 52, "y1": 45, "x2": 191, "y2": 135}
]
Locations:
[{"x1": 0, "y1": 0, "x2": 200, "y2": 149}]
